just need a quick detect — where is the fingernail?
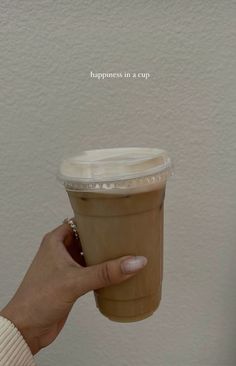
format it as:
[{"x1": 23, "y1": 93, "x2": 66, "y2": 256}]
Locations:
[{"x1": 121, "y1": 256, "x2": 148, "y2": 274}]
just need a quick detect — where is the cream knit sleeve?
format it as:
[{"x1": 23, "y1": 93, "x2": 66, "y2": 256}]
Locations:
[{"x1": 0, "y1": 316, "x2": 36, "y2": 366}]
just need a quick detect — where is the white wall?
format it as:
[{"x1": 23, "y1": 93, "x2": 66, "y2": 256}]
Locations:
[{"x1": 0, "y1": 1, "x2": 236, "y2": 365}]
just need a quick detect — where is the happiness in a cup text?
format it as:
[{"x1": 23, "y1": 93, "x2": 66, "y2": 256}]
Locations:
[{"x1": 90, "y1": 71, "x2": 151, "y2": 80}]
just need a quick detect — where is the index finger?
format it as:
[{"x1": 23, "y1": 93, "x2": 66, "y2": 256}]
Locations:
[
  {"x1": 50, "y1": 222, "x2": 74, "y2": 243},
  {"x1": 50, "y1": 221, "x2": 86, "y2": 267}
]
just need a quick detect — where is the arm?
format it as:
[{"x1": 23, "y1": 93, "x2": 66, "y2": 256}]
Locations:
[{"x1": 0, "y1": 221, "x2": 147, "y2": 360}]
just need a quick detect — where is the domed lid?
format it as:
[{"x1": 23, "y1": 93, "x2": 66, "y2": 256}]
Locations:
[{"x1": 58, "y1": 147, "x2": 172, "y2": 194}]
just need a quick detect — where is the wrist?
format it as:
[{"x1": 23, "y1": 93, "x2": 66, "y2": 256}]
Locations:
[{"x1": 0, "y1": 304, "x2": 40, "y2": 355}]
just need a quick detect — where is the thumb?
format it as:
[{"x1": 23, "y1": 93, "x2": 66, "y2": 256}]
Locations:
[{"x1": 76, "y1": 255, "x2": 148, "y2": 295}]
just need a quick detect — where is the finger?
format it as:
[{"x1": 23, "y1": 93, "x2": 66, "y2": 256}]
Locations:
[
  {"x1": 50, "y1": 221, "x2": 82, "y2": 251},
  {"x1": 50, "y1": 222, "x2": 86, "y2": 266},
  {"x1": 50, "y1": 222, "x2": 74, "y2": 243},
  {"x1": 73, "y1": 255, "x2": 148, "y2": 297},
  {"x1": 65, "y1": 236, "x2": 86, "y2": 267}
]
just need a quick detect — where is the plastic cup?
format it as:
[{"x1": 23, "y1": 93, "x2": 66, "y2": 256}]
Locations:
[{"x1": 58, "y1": 147, "x2": 172, "y2": 322}]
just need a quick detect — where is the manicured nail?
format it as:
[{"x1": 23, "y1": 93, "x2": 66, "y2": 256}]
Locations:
[{"x1": 121, "y1": 256, "x2": 148, "y2": 274}]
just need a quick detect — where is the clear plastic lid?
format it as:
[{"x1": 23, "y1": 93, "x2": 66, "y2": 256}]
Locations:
[{"x1": 58, "y1": 147, "x2": 172, "y2": 194}]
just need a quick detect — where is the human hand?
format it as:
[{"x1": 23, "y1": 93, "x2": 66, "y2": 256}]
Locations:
[{"x1": 0, "y1": 221, "x2": 147, "y2": 355}]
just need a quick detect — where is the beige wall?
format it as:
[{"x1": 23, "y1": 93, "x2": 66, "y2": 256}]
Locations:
[{"x1": 0, "y1": 1, "x2": 236, "y2": 365}]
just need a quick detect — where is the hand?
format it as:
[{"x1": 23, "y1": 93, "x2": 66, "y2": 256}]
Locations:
[{"x1": 0, "y1": 222, "x2": 147, "y2": 355}]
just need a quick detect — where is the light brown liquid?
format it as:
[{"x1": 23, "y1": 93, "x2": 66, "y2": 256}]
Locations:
[{"x1": 67, "y1": 186, "x2": 166, "y2": 322}]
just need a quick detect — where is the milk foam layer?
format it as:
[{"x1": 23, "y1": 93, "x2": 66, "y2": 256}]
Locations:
[{"x1": 58, "y1": 147, "x2": 172, "y2": 194}]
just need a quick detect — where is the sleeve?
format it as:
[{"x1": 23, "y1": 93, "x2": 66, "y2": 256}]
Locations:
[{"x1": 0, "y1": 315, "x2": 36, "y2": 366}]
